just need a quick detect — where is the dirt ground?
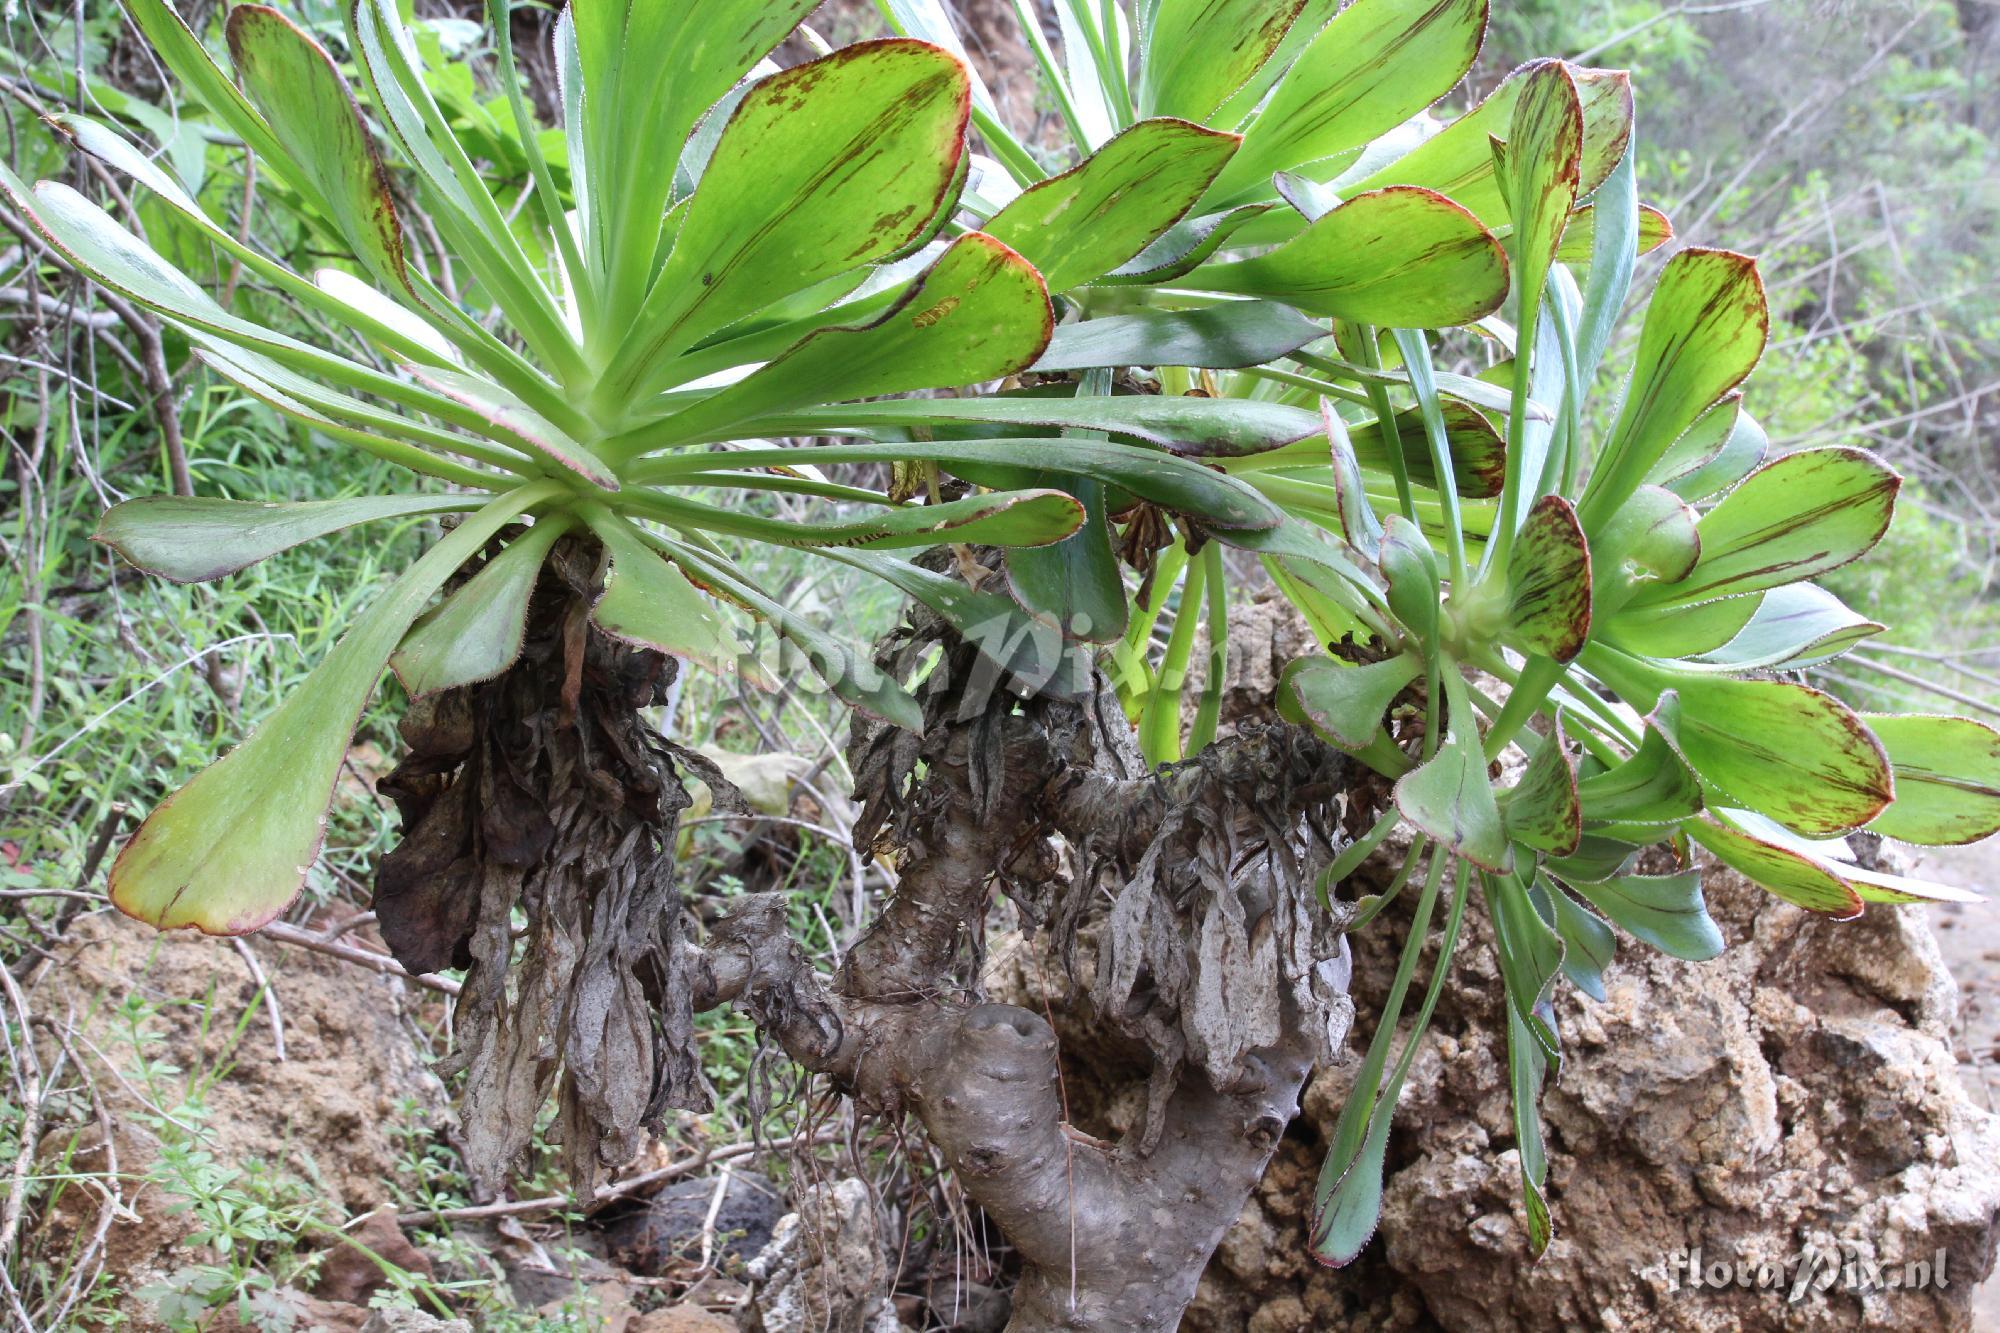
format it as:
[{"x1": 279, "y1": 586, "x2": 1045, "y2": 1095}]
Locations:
[{"x1": 1917, "y1": 841, "x2": 2000, "y2": 1330}]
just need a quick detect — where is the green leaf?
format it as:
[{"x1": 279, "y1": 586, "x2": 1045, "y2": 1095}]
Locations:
[
  {"x1": 1309, "y1": 1082, "x2": 1396, "y2": 1267},
  {"x1": 1575, "y1": 722, "x2": 1701, "y2": 825},
  {"x1": 1837, "y1": 859, "x2": 1983, "y2": 906},
  {"x1": 1553, "y1": 201, "x2": 1673, "y2": 264},
  {"x1": 650, "y1": 437, "x2": 1280, "y2": 531},
  {"x1": 52, "y1": 113, "x2": 452, "y2": 371},
  {"x1": 659, "y1": 538, "x2": 924, "y2": 732},
  {"x1": 1570, "y1": 146, "x2": 1637, "y2": 394},
  {"x1": 604, "y1": 40, "x2": 971, "y2": 395},
  {"x1": 1543, "y1": 835, "x2": 1641, "y2": 884},
  {"x1": 1347, "y1": 62, "x2": 1633, "y2": 227},
  {"x1": 3, "y1": 169, "x2": 502, "y2": 450},
  {"x1": 1591, "y1": 484, "x2": 1699, "y2": 586},
  {"x1": 569, "y1": 0, "x2": 819, "y2": 304},
  {"x1": 622, "y1": 480, "x2": 1085, "y2": 551},
  {"x1": 1542, "y1": 878, "x2": 1615, "y2": 1000},
  {"x1": 120, "y1": 0, "x2": 291, "y2": 173},
  {"x1": 224, "y1": 6, "x2": 409, "y2": 294},
  {"x1": 1001, "y1": 370, "x2": 1130, "y2": 643},
  {"x1": 1504, "y1": 495, "x2": 1591, "y2": 663},
  {"x1": 1396, "y1": 671, "x2": 1512, "y2": 872},
  {"x1": 344, "y1": 0, "x2": 580, "y2": 373},
  {"x1": 1686, "y1": 814, "x2": 1861, "y2": 918},
  {"x1": 1099, "y1": 204, "x2": 1275, "y2": 284},
  {"x1": 1280, "y1": 653, "x2": 1421, "y2": 751},
  {"x1": 1379, "y1": 515, "x2": 1441, "y2": 650},
  {"x1": 1311, "y1": 852, "x2": 1466, "y2": 1266},
  {"x1": 1204, "y1": 0, "x2": 1343, "y2": 128},
  {"x1": 743, "y1": 392, "x2": 1317, "y2": 457},
  {"x1": 878, "y1": 0, "x2": 1012, "y2": 134},
  {"x1": 638, "y1": 233, "x2": 1052, "y2": 448},
  {"x1": 1006, "y1": 477, "x2": 1128, "y2": 643},
  {"x1": 1353, "y1": 401, "x2": 1509, "y2": 500},
  {"x1": 1648, "y1": 680, "x2": 1893, "y2": 838},
  {"x1": 390, "y1": 514, "x2": 575, "y2": 697},
  {"x1": 1139, "y1": 0, "x2": 1311, "y2": 123},
  {"x1": 1031, "y1": 301, "x2": 1326, "y2": 371},
  {"x1": 1602, "y1": 593, "x2": 1762, "y2": 660},
  {"x1": 404, "y1": 366, "x2": 619, "y2": 490},
  {"x1": 1206, "y1": 0, "x2": 1488, "y2": 206},
  {"x1": 95, "y1": 494, "x2": 470, "y2": 584},
  {"x1": 1630, "y1": 448, "x2": 1899, "y2": 608},
  {"x1": 1188, "y1": 187, "x2": 1510, "y2": 327},
  {"x1": 1561, "y1": 867, "x2": 1724, "y2": 961},
  {"x1": 1323, "y1": 404, "x2": 1385, "y2": 556},
  {"x1": 1689, "y1": 584, "x2": 1882, "y2": 671},
  {"x1": 1644, "y1": 394, "x2": 1741, "y2": 488},
  {"x1": 1578, "y1": 249, "x2": 1768, "y2": 529},
  {"x1": 1237, "y1": 400, "x2": 1508, "y2": 499},
  {"x1": 1660, "y1": 404, "x2": 1769, "y2": 503},
  {"x1": 984, "y1": 118, "x2": 1241, "y2": 290},
  {"x1": 108, "y1": 483, "x2": 560, "y2": 934},
  {"x1": 854, "y1": 490, "x2": 1088, "y2": 550},
  {"x1": 1500, "y1": 722, "x2": 1580, "y2": 855},
  {"x1": 1863, "y1": 713, "x2": 2000, "y2": 847},
  {"x1": 821, "y1": 548, "x2": 1092, "y2": 699},
  {"x1": 1488, "y1": 874, "x2": 1557, "y2": 1256},
  {"x1": 193, "y1": 346, "x2": 512, "y2": 488},
  {"x1": 1496, "y1": 59, "x2": 1584, "y2": 357},
  {"x1": 1488, "y1": 869, "x2": 1565, "y2": 1037},
  {"x1": 581, "y1": 510, "x2": 757, "y2": 679}
]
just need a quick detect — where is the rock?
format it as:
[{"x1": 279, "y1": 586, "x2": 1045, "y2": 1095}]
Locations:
[
  {"x1": 739, "y1": 1177, "x2": 900, "y2": 1333},
  {"x1": 315, "y1": 1210, "x2": 434, "y2": 1305},
  {"x1": 629, "y1": 1305, "x2": 737, "y2": 1332},
  {"x1": 1188, "y1": 864, "x2": 2000, "y2": 1330},
  {"x1": 538, "y1": 1280, "x2": 638, "y2": 1330},
  {"x1": 602, "y1": 1171, "x2": 785, "y2": 1275}
]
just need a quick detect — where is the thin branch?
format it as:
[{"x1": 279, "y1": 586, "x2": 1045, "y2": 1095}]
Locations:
[
  {"x1": 394, "y1": 1134, "x2": 840, "y2": 1227},
  {"x1": 254, "y1": 921, "x2": 463, "y2": 997}
]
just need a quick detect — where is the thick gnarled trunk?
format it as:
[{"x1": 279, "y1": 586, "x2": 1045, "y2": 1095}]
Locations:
[
  {"x1": 692, "y1": 628, "x2": 1355, "y2": 1331},
  {"x1": 377, "y1": 565, "x2": 1357, "y2": 1329},
  {"x1": 373, "y1": 537, "x2": 710, "y2": 1196}
]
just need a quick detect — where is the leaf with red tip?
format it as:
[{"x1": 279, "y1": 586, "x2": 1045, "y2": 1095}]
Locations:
[
  {"x1": 1500, "y1": 720, "x2": 1581, "y2": 855},
  {"x1": 606, "y1": 40, "x2": 973, "y2": 395},
  {"x1": 1650, "y1": 680, "x2": 1893, "y2": 838},
  {"x1": 1209, "y1": 0, "x2": 1489, "y2": 205},
  {"x1": 1631, "y1": 447, "x2": 1900, "y2": 608},
  {"x1": 1506, "y1": 495, "x2": 1592, "y2": 663},
  {"x1": 1187, "y1": 187, "x2": 1510, "y2": 327},
  {"x1": 983, "y1": 118, "x2": 1241, "y2": 290},
  {"x1": 1349, "y1": 62, "x2": 1634, "y2": 223},
  {"x1": 1578, "y1": 249, "x2": 1768, "y2": 527},
  {"x1": 1687, "y1": 815, "x2": 1862, "y2": 918},
  {"x1": 582, "y1": 511, "x2": 760, "y2": 682},
  {"x1": 649, "y1": 233, "x2": 1053, "y2": 446},
  {"x1": 391, "y1": 515, "x2": 575, "y2": 697},
  {"x1": 1864, "y1": 713, "x2": 2000, "y2": 847},
  {"x1": 108, "y1": 483, "x2": 560, "y2": 935},
  {"x1": 225, "y1": 5, "x2": 410, "y2": 294}
]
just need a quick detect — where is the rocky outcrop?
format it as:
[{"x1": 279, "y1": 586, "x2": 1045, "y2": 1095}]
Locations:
[
  {"x1": 1187, "y1": 862, "x2": 2000, "y2": 1331},
  {"x1": 739, "y1": 1177, "x2": 901, "y2": 1333}
]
